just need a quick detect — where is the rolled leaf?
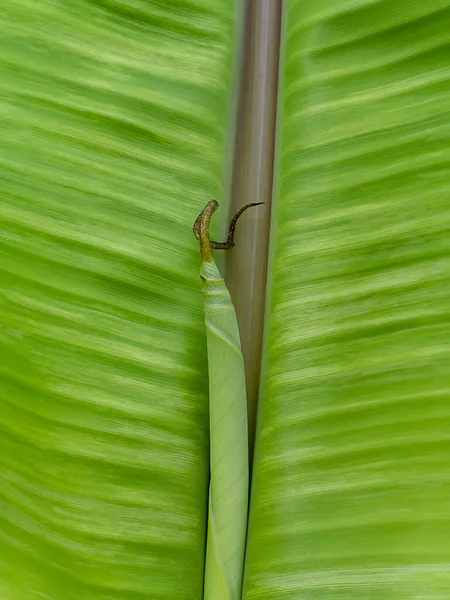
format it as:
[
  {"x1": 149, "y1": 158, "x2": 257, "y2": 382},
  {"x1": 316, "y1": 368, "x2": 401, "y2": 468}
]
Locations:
[{"x1": 196, "y1": 203, "x2": 249, "y2": 600}]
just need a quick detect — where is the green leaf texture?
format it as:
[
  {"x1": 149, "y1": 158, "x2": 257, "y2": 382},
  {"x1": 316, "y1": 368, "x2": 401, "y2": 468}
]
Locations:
[
  {"x1": 200, "y1": 258, "x2": 249, "y2": 600},
  {"x1": 0, "y1": 1, "x2": 237, "y2": 599},
  {"x1": 244, "y1": 1, "x2": 450, "y2": 598}
]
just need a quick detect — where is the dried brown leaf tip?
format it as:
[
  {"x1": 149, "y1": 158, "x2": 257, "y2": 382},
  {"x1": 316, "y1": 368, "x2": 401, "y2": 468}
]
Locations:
[{"x1": 193, "y1": 200, "x2": 263, "y2": 261}]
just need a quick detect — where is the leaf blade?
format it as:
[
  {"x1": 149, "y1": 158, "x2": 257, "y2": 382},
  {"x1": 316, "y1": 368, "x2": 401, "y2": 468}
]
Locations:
[
  {"x1": 201, "y1": 258, "x2": 249, "y2": 600},
  {"x1": 244, "y1": 1, "x2": 450, "y2": 598},
  {"x1": 0, "y1": 1, "x2": 238, "y2": 599}
]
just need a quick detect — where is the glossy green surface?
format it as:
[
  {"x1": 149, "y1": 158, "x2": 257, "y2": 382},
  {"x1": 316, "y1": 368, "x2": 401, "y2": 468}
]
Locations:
[
  {"x1": 244, "y1": 1, "x2": 450, "y2": 598},
  {"x1": 0, "y1": 1, "x2": 237, "y2": 599}
]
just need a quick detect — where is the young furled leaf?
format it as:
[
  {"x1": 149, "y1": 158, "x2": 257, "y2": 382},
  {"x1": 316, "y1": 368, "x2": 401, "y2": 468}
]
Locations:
[{"x1": 193, "y1": 200, "x2": 261, "y2": 599}]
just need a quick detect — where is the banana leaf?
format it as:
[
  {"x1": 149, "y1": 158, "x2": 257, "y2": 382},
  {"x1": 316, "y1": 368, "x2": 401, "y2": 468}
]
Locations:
[
  {"x1": 0, "y1": 1, "x2": 239, "y2": 599},
  {"x1": 244, "y1": 1, "x2": 450, "y2": 598},
  {"x1": 195, "y1": 201, "x2": 249, "y2": 600}
]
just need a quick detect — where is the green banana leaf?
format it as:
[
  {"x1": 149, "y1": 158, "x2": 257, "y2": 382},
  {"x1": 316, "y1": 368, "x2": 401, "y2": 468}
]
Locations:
[
  {"x1": 197, "y1": 206, "x2": 249, "y2": 600},
  {"x1": 244, "y1": 1, "x2": 450, "y2": 598},
  {"x1": 0, "y1": 1, "x2": 239, "y2": 599}
]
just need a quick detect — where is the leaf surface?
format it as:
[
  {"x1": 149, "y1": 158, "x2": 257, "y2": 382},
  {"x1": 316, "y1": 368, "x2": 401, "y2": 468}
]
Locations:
[
  {"x1": 0, "y1": 1, "x2": 238, "y2": 599},
  {"x1": 200, "y1": 258, "x2": 249, "y2": 600},
  {"x1": 244, "y1": 1, "x2": 450, "y2": 598}
]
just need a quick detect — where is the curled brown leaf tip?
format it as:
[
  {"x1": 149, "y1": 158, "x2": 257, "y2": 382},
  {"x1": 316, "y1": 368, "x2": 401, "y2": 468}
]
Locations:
[
  {"x1": 193, "y1": 200, "x2": 219, "y2": 262},
  {"x1": 193, "y1": 201, "x2": 263, "y2": 260}
]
